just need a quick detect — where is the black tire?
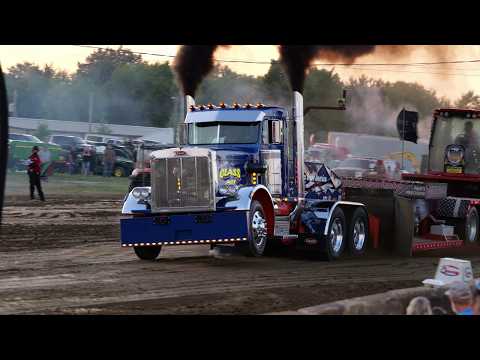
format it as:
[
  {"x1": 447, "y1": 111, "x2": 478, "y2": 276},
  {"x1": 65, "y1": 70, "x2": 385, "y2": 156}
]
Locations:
[
  {"x1": 347, "y1": 207, "x2": 369, "y2": 256},
  {"x1": 458, "y1": 207, "x2": 479, "y2": 244},
  {"x1": 242, "y1": 200, "x2": 268, "y2": 257},
  {"x1": 114, "y1": 166, "x2": 126, "y2": 177},
  {"x1": 323, "y1": 207, "x2": 347, "y2": 260},
  {"x1": 134, "y1": 246, "x2": 162, "y2": 260}
]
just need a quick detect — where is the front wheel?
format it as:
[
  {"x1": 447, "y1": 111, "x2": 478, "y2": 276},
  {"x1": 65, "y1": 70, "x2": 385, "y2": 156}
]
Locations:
[
  {"x1": 242, "y1": 200, "x2": 268, "y2": 257},
  {"x1": 347, "y1": 207, "x2": 369, "y2": 256},
  {"x1": 114, "y1": 166, "x2": 126, "y2": 177},
  {"x1": 134, "y1": 246, "x2": 162, "y2": 260}
]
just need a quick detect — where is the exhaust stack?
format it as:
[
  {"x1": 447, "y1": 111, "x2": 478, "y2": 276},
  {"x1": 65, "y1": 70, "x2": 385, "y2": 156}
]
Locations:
[
  {"x1": 185, "y1": 95, "x2": 195, "y2": 117},
  {"x1": 175, "y1": 95, "x2": 195, "y2": 145},
  {"x1": 293, "y1": 91, "x2": 305, "y2": 204}
]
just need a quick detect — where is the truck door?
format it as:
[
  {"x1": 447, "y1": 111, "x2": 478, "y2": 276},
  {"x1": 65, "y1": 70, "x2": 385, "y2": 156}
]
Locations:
[{"x1": 261, "y1": 119, "x2": 283, "y2": 196}]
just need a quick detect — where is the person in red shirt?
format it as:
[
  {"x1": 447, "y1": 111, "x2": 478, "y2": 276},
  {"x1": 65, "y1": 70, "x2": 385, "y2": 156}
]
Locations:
[{"x1": 27, "y1": 146, "x2": 45, "y2": 201}]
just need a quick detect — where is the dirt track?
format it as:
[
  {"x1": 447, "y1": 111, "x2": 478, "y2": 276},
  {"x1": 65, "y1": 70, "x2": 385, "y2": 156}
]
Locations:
[{"x1": 1, "y1": 194, "x2": 480, "y2": 315}]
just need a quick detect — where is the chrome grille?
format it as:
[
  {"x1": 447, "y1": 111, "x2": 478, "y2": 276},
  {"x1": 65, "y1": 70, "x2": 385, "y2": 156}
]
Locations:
[{"x1": 151, "y1": 156, "x2": 214, "y2": 212}]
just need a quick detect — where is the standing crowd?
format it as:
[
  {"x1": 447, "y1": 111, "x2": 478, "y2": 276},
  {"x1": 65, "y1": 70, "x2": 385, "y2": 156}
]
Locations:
[{"x1": 406, "y1": 280, "x2": 480, "y2": 315}]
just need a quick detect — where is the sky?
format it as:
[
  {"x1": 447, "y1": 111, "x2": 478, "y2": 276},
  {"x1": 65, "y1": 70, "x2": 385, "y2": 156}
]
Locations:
[{"x1": 1, "y1": 45, "x2": 480, "y2": 101}]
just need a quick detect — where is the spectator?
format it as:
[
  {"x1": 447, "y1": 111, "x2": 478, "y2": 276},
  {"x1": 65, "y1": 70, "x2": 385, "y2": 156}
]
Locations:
[
  {"x1": 66, "y1": 146, "x2": 76, "y2": 175},
  {"x1": 81, "y1": 146, "x2": 93, "y2": 176},
  {"x1": 445, "y1": 281, "x2": 474, "y2": 315},
  {"x1": 473, "y1": 280, "x2": 480, "y2": 315},
  {"x1": 89, "y1": 146, "x2": 97, "y2": 175},
  {"x1": 27, "y1": 146, "x2": 45, "y2": 202},
  {"x1": 406, "y1": 296, "x2": 432, "y2": 315},
  {"x1": 103, "y1": 144, "x2": 116, "y2": 177},
  {"x1": 38, "y1": 146, "x2": 51, "y2": 182}
]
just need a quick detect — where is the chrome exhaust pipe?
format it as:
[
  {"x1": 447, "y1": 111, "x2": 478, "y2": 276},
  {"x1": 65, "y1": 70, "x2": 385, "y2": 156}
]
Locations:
[
  {"x1": 185, "y1": 95, "x2": 195, "y2": 117},
  {"x1": 293, "y1": 91, "x2": 304, "y2": 205}
]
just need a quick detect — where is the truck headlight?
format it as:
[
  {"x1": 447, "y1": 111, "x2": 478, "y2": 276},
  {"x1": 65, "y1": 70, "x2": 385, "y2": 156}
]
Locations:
[
  {"x1": 218, "y1": 184, "x2": 240, "y2": 196},
  {"x1": 132, "y1": 187, "x2": 150, "y2": 201}
]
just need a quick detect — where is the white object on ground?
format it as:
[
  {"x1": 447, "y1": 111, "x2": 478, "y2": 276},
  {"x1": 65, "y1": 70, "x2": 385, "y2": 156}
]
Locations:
[{"x1": 423, "y1": 257, "x2": 474, "y2": 287}]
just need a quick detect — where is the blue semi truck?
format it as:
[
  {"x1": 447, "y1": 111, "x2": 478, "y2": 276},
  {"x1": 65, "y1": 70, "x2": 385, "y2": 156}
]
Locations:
[{"x1": 120, "y1": 92, "x2": 370, "y2": 260}]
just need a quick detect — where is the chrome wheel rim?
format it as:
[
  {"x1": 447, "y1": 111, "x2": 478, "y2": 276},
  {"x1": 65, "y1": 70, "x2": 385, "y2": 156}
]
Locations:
[
  {"x1": 467, "y1": 210, "x2": 478, "y2": 242},
  {"x1": 353, "y1": 219, "x2": 366, "y2": 251},
  {"x1": 330, "y1": 218, "x2": 344, "y2": 254},
  {"x1": 252, "y1": 210, "x2": 267, "y2": 250}
]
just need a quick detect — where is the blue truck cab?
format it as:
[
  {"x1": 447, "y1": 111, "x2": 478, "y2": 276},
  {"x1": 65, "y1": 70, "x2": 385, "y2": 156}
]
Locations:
[{"x1": 121, "y1": 97, "x2": 369, "y2": 261}]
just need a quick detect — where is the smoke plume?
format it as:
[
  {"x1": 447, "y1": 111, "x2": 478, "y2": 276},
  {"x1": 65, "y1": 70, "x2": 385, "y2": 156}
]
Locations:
[
  {"x1": 278, "y1": 45, "x2": 376, "y2": 93},
  {"x1": 278, "y1": 45, "x2": 455, "y2": 93},
  {"x1": 173, "y1": 45, "x2": 229, "y2": 97},
  {"x1": 0, "y1": 66, "x2": 8, "y2": 225}
]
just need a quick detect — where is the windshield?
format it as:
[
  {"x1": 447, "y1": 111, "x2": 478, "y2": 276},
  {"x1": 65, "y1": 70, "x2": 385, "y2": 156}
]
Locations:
[
  {"x1": 188, "y1": 122, "x2": 260, "y2": 145},
  {"x1": 430, "y1": 116, "x2": 480, "y2": 174}
]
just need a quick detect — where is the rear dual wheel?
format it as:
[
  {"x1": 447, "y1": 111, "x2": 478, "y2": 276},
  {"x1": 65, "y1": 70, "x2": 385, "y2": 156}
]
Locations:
[
  {"x1": 459, "y1": 207, "x2": 479, "y2": 244},
  {"x1": 322, "y1": 207, "x2": 368, "y2": 260}
]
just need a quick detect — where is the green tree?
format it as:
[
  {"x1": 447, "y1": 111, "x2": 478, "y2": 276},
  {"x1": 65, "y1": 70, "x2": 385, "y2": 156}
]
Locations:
[
  {"x1": 34, "y1": 123, "x2": 51, "y2": 141},
  {"x1": 455, "y1": 91, "x2": 480, "y2": 109},
  {"x1": 260, "y1": 61, "x2": 290, "y2": 105},
  {"x1": 76, "y1": 46, "x2": 143, "y2": 86}
]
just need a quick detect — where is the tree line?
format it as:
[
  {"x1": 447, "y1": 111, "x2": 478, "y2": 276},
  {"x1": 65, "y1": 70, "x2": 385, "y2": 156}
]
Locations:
[{"x1": 4, "y1": 46, "x2": 479, "y2": 141}]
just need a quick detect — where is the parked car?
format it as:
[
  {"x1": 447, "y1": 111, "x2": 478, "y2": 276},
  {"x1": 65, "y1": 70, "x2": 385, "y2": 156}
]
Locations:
[
  {"x1": 8, "y1": 139, "x2": 64, "y2": 173},
  {"x1": 49, "y1": 135, "x2": 89, "y2": 152},
  {"x1": 84, "y1": 133, "x2": 125, "y2": 146},
  {"x1": 9, "y1": 133, "x2": 42, "y2": 142},
  {"x1": 332, "y1": 157, "x2": 389, "y2": 179},
  {"x1": 92, "y1": 145, "x2": 134, "y2": 177},
  {"x1": 306, "y1": 143, "x2": 350, "y2": 168}
]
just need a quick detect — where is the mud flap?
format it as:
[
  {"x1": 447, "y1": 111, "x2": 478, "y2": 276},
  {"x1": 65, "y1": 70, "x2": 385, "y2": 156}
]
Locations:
[{"x1": 394, "y1": 195, "x2": 414, "y2": 256}]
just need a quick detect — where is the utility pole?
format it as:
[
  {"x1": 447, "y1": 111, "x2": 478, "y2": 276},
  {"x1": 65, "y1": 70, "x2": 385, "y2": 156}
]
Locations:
[
  {"x1": 88, "y1": 92, "x2": 94, "y2": 133},
  {"x1": 13, "y1": 90, "x2": 18, "y2": 117}
]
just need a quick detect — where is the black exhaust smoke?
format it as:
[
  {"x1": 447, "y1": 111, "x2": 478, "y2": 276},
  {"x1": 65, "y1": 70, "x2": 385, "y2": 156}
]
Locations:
[
  {"x1": 278, "y1": 45, "x2": 376, "y2": 93},
  {"x1": 0, "y1": 66, "x2": 9, "y2": 225},
  {"x1": 173, "y1": 45, "x2": 228, "y2": 97}
]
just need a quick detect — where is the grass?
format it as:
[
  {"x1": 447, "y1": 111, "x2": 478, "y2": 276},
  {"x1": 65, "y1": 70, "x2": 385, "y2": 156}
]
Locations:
[{"x1": 5, "y1": 171, "x2": 130, "y2": 196}]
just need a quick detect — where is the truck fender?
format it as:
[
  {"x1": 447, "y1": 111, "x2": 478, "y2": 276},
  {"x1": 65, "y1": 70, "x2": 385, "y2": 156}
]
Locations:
[
  {"x1": 323, "y1": 201, "x2": 367, "y2": 236},
  {"x1": 222, "y1": 185, "x2": 275, "y2": 236},
  {"x1": 122, "y1": 186, "x2": 151, "y2": 214}
]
